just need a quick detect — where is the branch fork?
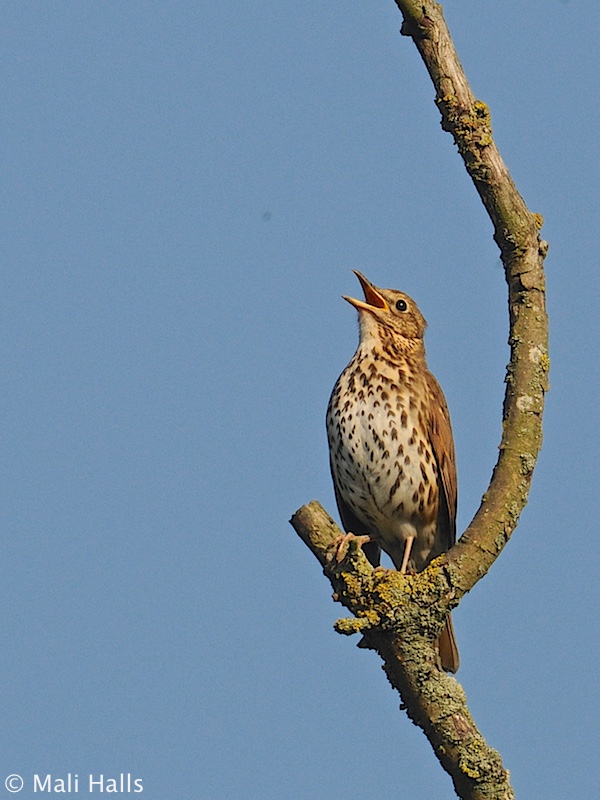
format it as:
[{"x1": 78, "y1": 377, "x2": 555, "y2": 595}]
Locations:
[{"x1": 290, "y1": 2, "x2": 548, "y2": 797}]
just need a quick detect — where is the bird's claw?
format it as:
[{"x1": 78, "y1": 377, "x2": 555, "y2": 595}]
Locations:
[{"x1": 326, "y1": 532, "x2": 373, "y2": 564}]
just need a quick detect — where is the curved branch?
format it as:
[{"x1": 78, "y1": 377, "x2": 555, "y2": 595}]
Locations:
[
  {"x1": 290, "y1": 3, "x2": 548, "y2": 798},
  {"x1": 394, "y1": 0, "x2": 549, "y2": 591}
]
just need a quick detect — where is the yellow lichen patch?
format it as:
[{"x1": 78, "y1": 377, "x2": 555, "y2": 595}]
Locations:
[
  {"x1": 540, "y1": 353, "x2": 550, "y2": 373},
  {"x1": 368, "y1": 559, "x2": 453, "y2": 636},
  {"x1": 459, "y1": 737, "x2": 485, "y2": 779},
  {"x1": 409, "y1": 558, "x2": 449, "y2": 605},
  {"x1": 440, "y1": 93, "x2": 458, "y2": 105},
  {"x1": 334, "y1": 608, "x2": 380, "y2": 635},
  {"x1": 338, "y1": 570, "x2": 368, "y2": 601},
  {"x1": 361, "y1": 609, "x2": 380, "y2": 626},
  {"x1": 334, "y1": 616, "x2": 371, "y2": 635},
  {"x1": 532, "y1": 212, "x2": 544, "y2": 229},
  {"x1": 473, "y1": 100, "x2": 491, "y2": 121},
  {"x1": 372, "y1": 570, "x2": 410, "y2": 603},
  {"x1": 460, "y1": 760, "x2": 482, "y2": 780},
  {"x1": 452, "y1": 100, "x2": 493, "y2": 150}
]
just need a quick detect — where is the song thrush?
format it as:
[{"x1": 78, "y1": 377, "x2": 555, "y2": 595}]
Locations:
[{"x1": 326, "y1": 271, "x2": 459, "y2": 672}]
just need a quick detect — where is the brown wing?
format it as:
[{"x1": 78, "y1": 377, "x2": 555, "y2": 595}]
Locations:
[
  {"x1": 425, "y1": 371, "x2": 457, "y2": 550},
  {"x1": 426, "y1": 371, "x2": 460, "y2": 673}
]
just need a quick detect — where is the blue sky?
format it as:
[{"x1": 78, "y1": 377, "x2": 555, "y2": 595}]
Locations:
[{"x1": 1, "y1": 2, "x2": 598, "y2": 798}]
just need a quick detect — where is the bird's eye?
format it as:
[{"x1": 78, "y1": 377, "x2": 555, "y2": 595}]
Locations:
[{"x1": 395, "y1": 299, "x2": 407, "y2": 312}]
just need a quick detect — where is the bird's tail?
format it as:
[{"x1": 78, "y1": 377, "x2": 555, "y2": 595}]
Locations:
[{"x1": 438, "y1": 613, "x2": 459, "y2": 673}]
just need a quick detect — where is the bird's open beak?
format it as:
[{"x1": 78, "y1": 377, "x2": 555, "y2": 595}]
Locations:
[{"x1": 343, "y1": 270, "x2": 389, "y2": 313}]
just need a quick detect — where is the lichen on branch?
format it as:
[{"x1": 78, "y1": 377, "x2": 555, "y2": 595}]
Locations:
[{"x1": 290, "y1": 2, "x2": 547, "y2": 798}]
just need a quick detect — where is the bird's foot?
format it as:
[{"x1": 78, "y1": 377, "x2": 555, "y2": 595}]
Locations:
[
  {"x1": 398, "y1": 534, "x2": 416, "y2": 574},
  {"x1": 372, "y1": 565, "x2": 392, "y2": 575},
  {"x1": 326, "y1": 532, "x2": 373, "y2": 564}
]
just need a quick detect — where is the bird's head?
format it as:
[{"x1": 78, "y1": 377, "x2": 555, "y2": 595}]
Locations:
[{"x1": 344, "y1": 271, "x2": 427, "y2": 353}]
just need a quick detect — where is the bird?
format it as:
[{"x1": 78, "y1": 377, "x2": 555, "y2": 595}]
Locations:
[{"x1": 326, "y1": 271, "x2": 459, "y2": 673}]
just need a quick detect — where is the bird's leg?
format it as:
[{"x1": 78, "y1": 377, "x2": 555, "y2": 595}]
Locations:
[
  {"x1": 398, "y1": 535, "x2": 415, "y2": 574},
  {"x1": 327, "y1": 532, "x2": 376, "y2": 564}
]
